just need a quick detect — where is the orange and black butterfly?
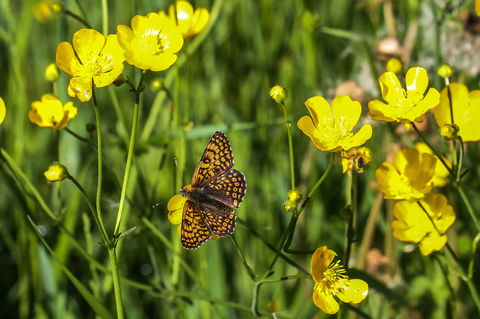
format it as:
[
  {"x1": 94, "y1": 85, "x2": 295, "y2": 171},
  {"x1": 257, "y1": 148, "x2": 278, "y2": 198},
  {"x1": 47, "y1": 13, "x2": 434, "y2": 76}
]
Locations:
[{"x1": 179, "y1": 131, "x2": 246, "y2": 249}]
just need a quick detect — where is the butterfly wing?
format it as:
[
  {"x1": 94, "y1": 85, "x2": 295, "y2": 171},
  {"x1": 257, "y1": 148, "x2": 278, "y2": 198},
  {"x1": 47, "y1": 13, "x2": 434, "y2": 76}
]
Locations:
[
  {"x1": 205, "y1": 169, "x2": 247, "y2": 208},
  {"x1": 202, "y1": 205, "x2": 237, "y2": 237},
  {"x1": 181, "y1": 200, "x2": 212, "y2": 249},
  {"x1": 191, "y1": 131, "x2": 234, "y2": 188}
]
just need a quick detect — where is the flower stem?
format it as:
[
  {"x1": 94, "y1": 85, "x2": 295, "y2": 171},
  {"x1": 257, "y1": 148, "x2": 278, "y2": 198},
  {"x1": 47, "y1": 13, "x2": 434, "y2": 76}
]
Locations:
[
  {"x1": 101, "y1": 0, "x2": 108, "y2": 36},
  {"x1": 456, "y1": 136, "x2": 464, "y2": 182},
  {"x1": 92, "y1": 88, "x2": 108, "y2": 244},
  {"x1": 65, "y1": 127, "x2": 92, "y2": 144},
  {"x1": 281, "y1": 100, "x2": 295, "y2": 190},
  {"x1": 67, "y1": 175, "x2": 108, "y2": 243},
  {"x1": 231, "y1": 235, "x2": 256, "y2": 281},
  {"x1": 113, "y1": 70, "x2": 146, "y2": 237},
  {"x1": 107, "y1": 247, "x2": 124, "y2": 319},
  {"x1": 455, "y1": 183, "x2": 480, "y2": 233},
  {"x1": 344, "y1": 170, "x2": 357, "y2": 270},
  {"x1": 411, "y1": 122, "x2": 454, "y2": 177},
  {"x1": 64, "y1": 10, "x2": 92, "y2": 29},
  {"x1": 433, "y1": 253, "x2": 457, "y2": 319}
]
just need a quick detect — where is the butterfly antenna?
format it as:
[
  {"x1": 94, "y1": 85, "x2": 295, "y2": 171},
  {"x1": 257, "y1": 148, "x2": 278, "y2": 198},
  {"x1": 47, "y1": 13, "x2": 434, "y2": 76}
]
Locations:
[
  {"x1": 152, "y1": 199, "x2": 168, "y2": 208},
  {"x1": 174, "y1": 157, "x2": 184, "y2": 188}
]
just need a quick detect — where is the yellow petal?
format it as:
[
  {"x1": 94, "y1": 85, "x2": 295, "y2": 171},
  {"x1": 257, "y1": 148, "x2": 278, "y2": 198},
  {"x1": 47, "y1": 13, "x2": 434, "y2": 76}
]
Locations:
[
  {"x1": 418, "y1": 233, "x2": 447, "y2": 255},
  {"x1": 422, "y1": 193, "x2": 456, "y2": 234},
  {"x1": 368, "y1": 100, "x2": 396, "y2": 122},
  {"x1": 313, "y1": 288, "x2": 339, "y2": 314},
  {"x1": 68, "y1": 77, "x2": 93, "y2": 102},
  {"x1": 406, "y1": 67, "x2": 428, "y2": 96},
  {"x1": 132, "y1": 13, "x2": 164, "y2": 39},
  {"x1": 72, "y1": 29, "x2": 106, "y2": 66},
  {"x1": 337, "y1": 279, "x2": 369, "y2": 304},
  {"x1": 297, "y1": 116, "x2": 321, "y2": 147},
  {"x1": 0, "y1": 97, "x2": 5, "y2": 125},
  {"x1": 116, "y1": 25, "x2": 136, "y2": 52},
  {"x1": 147, "y1": 53, "x2": 178, "y2": 72},
  {"x1": 190, "y1": 8, "x2": 210, "y2": 36},
  {"x1": 477, "y1": 0, "x2": 480, "y2": 16},
  {"x1": 332, "y1": 96, "x2": 361, "y2": 129},
  {"x1": 174, "y1": 1, "x2": 194, "y2": 35},
  {"x1": 160, "y1": 22, "x2": 184, "y2": 54},
  {"x1": 56, "y1": 42, "x2": 81, "y2": 76},
  {"x1": 93, "y1": 35, "x2": 125, "y2": 88},
  {"x1": 378, "y1": 72, "x2": 404, "y2": 106},
  {"x1": 341, "y1": 124, "x2": 372, "y2": 151},
  {"x1": 176, "y1": 224, "x2": 182, "y2": 238},
  {"x1": 304, "y1": 96, "x2": 332, "y2": 127},
  {"x1": 311, "y1": 247, "x2": 335, "y2": 283},
  {"x1": 63, "y1": 102, "x2": 78, "y2": 121}
]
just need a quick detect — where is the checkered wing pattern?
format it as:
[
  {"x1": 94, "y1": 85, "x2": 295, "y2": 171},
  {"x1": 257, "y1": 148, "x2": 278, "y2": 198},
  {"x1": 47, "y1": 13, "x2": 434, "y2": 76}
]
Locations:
[
  {"x1": 205, "y1": 169, "x2": 247, "y2": 208},
  {"x1": 202, "y1": 205, "x2": 237, "y2": 237},
  {"x1": 181, "y1": 201, "x2": 212, "y2": 249},
  {"x1": 191, "y1": 131, "x2": 234, "y2": 188}
]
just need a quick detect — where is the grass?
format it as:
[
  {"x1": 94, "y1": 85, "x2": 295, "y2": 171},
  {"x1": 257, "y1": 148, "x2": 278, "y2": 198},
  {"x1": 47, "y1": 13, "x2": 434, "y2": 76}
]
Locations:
[{"x1": 1, "y1": 0, "x2": 480, "y2": 318}]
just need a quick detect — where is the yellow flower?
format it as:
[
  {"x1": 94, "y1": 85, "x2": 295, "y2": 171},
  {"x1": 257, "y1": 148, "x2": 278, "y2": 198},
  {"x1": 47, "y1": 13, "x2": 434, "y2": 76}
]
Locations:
[
  {"x1": 392, "y1": 193, "x2": 455, "y2": 256},
  {"x1": 311, "y1": 246, "x2": 368, "y2": 314},
  {"x1": 341, "y1": 147, "x2": 372, "y2": 176},
  {"x1": 414, "y1": 143, "x2": 450, "y2": 187},
  {"x1": 44, "y1": 163, "x2": 69, "y2": 182},
  {"x1": 45, "y1": 63, "x2": 60, "y2": 81},
  {"x1": 56, "y1": 29, "x2": 125, "y2": 102},
  {"x1": 297, "y1": 96, "x2": 372, "y2": 152},
  {"x1": 368, "y1": 67, "x2": 440, "y2": 130},
  {"x1": 159, "y1": 1, "x2": 210, "y2": 40},
  {"x1": 29, "y1": 94, "x2": 77, "y2": 130},
  {"x1": 0, "y1": 97, "x2": 5, "y2": 125},
  {"x1": 117, "y1": 13, "x2": 184, "y2": 72},
  {"x1": 376, "y1": 148, "x2": 437, "y2": 201},
  {"x1": 434, "y1": 83, "x2": 480, "y2": 142},
  {"x1": 167, "y1": 186, "x2": 220, "y2": 241},
  {"x1": 476, "y1": 0, "x2": 480, "y2": 16},
  {"x1": 34, "y1": 0, "x2": 53, "y2": 24},
  {"x1": 386, "y1": 58, "x2": 403, "y2": 74}
]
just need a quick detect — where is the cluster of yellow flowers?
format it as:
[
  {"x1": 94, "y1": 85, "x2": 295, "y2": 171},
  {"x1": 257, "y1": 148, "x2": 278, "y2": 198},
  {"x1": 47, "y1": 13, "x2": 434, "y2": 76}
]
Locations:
[{"x1": 28, "y1": 1, "x2": 209, "y2": 131}]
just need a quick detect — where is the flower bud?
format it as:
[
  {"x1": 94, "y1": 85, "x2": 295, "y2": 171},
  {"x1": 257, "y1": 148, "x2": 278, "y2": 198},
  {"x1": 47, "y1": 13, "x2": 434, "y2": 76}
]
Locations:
[
  {"x1": 151, "y1": 78, "x2": 164, "y2": 92},
  {"x1": 113, "y1": 74, "x2": 125, "y2": 87},
  {"x1": 51, "y1": 2, "x2": 64, "y2": 14},
  {"x1": 270, "y1": 85, "x2": 288, "y2": 103},
  {"x1": 439, "y1": 124, "x2": 458, "y2": 141},
  {"x1": 357, "y1": 147, "x2": 373, "y2": 164},
  {"x1": 45, "y1": 63, "x2": 59, "y2": 81},
  {"x1": 438, "y1": 63, "x2": 453, "y2": 79},
  {"x1": 301, "y1": 11, "x2": 320, "y2": 33},
  {"x1": 44, "y1": 163, "x2": 69, "y2": 182},
  {"x1": 283, "y1": 200, "x2": 296, "y2": 214},
  {"x1": 386, "y1": 58, "x2": 403, "y2": 74},
  {"x1": 287, "y1": 189, "x2": 303, "y2": 204}
]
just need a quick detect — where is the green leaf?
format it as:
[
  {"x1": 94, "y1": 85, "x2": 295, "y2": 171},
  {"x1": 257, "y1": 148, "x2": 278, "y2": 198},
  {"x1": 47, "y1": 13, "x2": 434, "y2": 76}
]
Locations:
[{"x1": 27, "y1": 215, "x2": 114, "y2": 319}]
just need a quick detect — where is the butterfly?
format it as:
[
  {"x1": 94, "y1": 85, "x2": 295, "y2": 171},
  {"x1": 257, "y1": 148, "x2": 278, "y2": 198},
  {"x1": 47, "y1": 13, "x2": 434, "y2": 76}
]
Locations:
[{"x1": 179, "y1": 131, "x2": 247, "y2": 249}]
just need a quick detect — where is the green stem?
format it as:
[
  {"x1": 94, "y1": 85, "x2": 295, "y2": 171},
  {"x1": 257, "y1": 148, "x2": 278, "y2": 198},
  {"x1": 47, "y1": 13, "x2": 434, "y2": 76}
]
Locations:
[
  {"x1": 456, "y1": 184, "x2": 480, "y2": 233},
  {"x1": 64, "y1": 10, "x2": 92, "y2": 29},
  {"x1": 344, "y1": 170, "x2": 357, "y2": 270},
  {"x1": 281, "y1": 100, "x2": 295, "y2": 190},
  {"x1": 433, "y1": 254, "x2": 457, "y2": 319},
  {"x1": 231, "y1": 235, "x2": 256, "y2": 281},
  {"x1": 456, "y1": 137, "x2": 464, "y2": 182},
  {"x1": 92, "y1": 89, "x2": 108, "y2": 243},
  {"x1": 283, "y1": 153, "x2": 336, "y2": 254},
  {"x1": 108, "y1": 248, "x2": 124, "y2": 319},
  {"x1": 65, "y1": 127, "x2": 92, "y2": 144},
  {"x1": 446, "y1": 80, "x2": 455, "y2": 125},
  {"x1": 445, "y1": 244, "x2": 480, "y2": 315},
  {"x1": 101, "y1": 0, "x2": 108, "y2": 36},
  {"x1": 428, "y1": 0, "x2": 442, "y2": 90},
  {"x1": 113, "y1": 70, "x2": 146, "y2": 236},
  {"x1": 412, "y1": 122, "x2": 454, "y2": 177},
  {"x1": 68, "y1": 175, "x2": 108, "y2": 244}
]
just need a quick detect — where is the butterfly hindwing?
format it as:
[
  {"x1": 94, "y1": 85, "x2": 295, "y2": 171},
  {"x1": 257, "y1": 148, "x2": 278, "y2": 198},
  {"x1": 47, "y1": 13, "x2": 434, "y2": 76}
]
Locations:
[
  {"x1": 181, "y1": 201, "x2": 212, "y2": 249},
  {"x1": 202, "y1": 205, "x2": 237, "y2": 237},
  {"x1": 205, "y1": 169, "x2": 247, "y2": 208},
  {"x1": 191, "y1": 131, "x2": 234, "y2": 188}
]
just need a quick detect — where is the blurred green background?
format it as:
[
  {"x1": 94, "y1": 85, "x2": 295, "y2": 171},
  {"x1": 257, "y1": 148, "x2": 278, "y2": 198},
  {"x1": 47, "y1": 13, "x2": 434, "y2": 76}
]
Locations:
[{"x1": 1, "y1": 0, "x2": 480, "y2": 318}]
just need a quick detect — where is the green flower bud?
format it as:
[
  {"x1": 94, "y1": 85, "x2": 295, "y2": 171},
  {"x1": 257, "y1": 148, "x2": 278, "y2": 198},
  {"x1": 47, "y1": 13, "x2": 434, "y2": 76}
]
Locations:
[
  {"x1": 287, "y1": 189, "x2": 303, "y2": 204},
  {"x1": 283, "y1": 200, "x2": 296, "y2": 213},
  {"x1": 439, "y1": 124, "x2": 459, "y2": 141},
  {"x1": 270, "y1": 85, "x2": 288, "y2": 103},
  {"x1": 44, "y1": 163, "x2": 69, "y2": 182},
  {"x1": 438, "y1": 63, "x2": 453, "y2": 79}
]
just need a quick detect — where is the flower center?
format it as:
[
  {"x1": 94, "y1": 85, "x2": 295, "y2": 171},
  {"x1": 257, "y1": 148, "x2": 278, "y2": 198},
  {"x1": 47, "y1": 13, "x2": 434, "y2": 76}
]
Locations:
[
  {"x1": 75, "y1": 52, "x2": 115, "y2": 79},
  {"x1": 322, "y1": 261, "x2": 349, "y2": 295},
  {"x1": 395, "y1": 89, "x2": 424, "y2": 115},
  {"x1": 139, "y1": 30, "x2": 166, "y2": 56},
  {"x1": 313, "y1": 116, "x2": 353, "y2": 147}
]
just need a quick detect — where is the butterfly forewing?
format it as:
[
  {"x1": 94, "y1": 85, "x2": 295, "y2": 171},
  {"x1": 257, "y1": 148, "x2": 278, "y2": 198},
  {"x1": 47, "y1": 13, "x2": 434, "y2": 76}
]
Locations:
[
  {"x1": 191, "y1": 131, "x2": 234, "y2": 187},
  {"x1": 181, "y1": 201, "x2": 212, "y2": 249},
  {"x1": 206, "y1": 169, "x2": 247, "y2": 208}
]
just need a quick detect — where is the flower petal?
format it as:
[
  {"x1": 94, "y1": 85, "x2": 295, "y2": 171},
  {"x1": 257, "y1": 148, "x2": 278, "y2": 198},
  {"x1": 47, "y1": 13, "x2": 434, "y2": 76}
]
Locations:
[
  {"x1": 0, "y1": 97, "x2": 5, "y2": 125},
  {"x1": 341, "y1": 124, "x2": 372, "y2": 151},
  {"x1": 311, "y1": 247, "x2": 335, "y2": 283},
  {"x1": 379, "y1": 72, "x2": 404, "y2": 106},
  {"x1": 117, "y1": 25, "x2": 135, "y2": 52},
  {"x1": 313, "y1": 288, "x2": 340, "y2": 314},
  {"x1": 337, "y1": 279, "x2": 369, "y2": 304},
  {"x1": 73, "y1": 29, "x2": 106, "y2": 66},
  {"x1": 304, "y1": 96, "x2": 332, "y2": 127},
  {"x1": 406, "y1": 67, "x2": 428, "y2": 96},
  {"x1": 191, "y1": 8, "x2": 210, "y2": 36},
  {"x1": 56, "y1": 42, "x2": 81, "y2": 76},
  {"x1": 68, "y1": 77, "x2": 93, "y2": 102},
  {"x1": 93, "y1": 34, "x2": 125, "y2": 88},
  {"x1": 160, "y1": 22, "x2": 184, "y2": 54},
  {"x1": 368, "y1": 100, "x2": 396, "y2": 122},
  {"x1": 332, "y1": 96, "x2": 361, "y2": 129}
]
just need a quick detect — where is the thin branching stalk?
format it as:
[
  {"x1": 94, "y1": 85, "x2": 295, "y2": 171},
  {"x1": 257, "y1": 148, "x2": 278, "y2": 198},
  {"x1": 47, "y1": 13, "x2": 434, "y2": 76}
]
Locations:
[{"x1": 281, "y1": 100, "x2": 295, "y2": 190}]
